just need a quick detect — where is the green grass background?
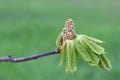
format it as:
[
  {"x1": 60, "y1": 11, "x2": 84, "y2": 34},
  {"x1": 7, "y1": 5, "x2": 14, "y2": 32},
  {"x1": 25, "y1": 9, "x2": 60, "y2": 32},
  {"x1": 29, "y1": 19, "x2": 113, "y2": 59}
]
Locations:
[{"x1": 0, "y1": 0, "x2": 120, "y2": 80}]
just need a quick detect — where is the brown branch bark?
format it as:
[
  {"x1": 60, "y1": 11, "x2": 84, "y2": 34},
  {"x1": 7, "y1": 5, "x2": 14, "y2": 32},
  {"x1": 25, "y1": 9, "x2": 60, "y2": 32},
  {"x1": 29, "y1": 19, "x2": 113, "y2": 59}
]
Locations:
[{"x1": 0, "y1": 50, "x2": 59, "y2": 62}]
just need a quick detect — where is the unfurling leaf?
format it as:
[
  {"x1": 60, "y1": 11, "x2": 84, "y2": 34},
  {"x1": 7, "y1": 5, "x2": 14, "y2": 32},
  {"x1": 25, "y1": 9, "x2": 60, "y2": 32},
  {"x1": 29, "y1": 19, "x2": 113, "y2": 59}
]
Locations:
[
  {"x1": 82, "y1": 34, "x2": 103, "y2": 44},
  {"x1": 98, "y1": 54, "x2": 111, "y2": 71},
  {"x1": 60, "y1": 41, "x2": 66, "y2": 65},
  {"x1": 69, "y1": 41, "x2": 77, "y2": 73},
  {"x1": 65, "y1": 41, "x2": 71, "y2": 72},
  {"x1": 61, "y1": 40, "x2": 77, "y2": 73}
]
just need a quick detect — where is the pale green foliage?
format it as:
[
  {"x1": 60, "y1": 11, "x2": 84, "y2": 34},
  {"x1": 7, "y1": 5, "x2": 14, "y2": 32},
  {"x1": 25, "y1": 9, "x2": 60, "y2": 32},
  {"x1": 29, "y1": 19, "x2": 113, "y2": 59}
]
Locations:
[
  {"x1": 61, "y1": 40, "x2": 77, "y2": 73},
  {"x1": 57, "y1": 34, "x2": 111, "y2": 73}
]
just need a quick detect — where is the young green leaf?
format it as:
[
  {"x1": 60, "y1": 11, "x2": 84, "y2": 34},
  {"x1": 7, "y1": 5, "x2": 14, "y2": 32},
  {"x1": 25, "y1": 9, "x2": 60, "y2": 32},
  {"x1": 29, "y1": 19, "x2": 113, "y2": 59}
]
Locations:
[
  {"x1": 87, "y1": 50, "x2": 99, "y2": 65},
  {"x1": 100, "y1": 54, "x2": 111, "y2": 70},
  {"x1": 81, "y1": 34, "x2": 103, "y2": 44},
  {"x1": 60, "y1": 41, "x2": 67, "y2": 65},
  {"x1": 76, "y1": 36, "x2": 99, "y2": 66},
  {"x1": 65, "y1": 41, "x2": 71, "y2": 72},
  {"x1": 98, "y1": 55, "x2": 108, "y2": 70},
  {"x1": 82, "y1": 36, "x2": 105, "y2": 55},
  {"x1": 75, "y1": 41, "x2": 91, "y2": 62},
  {"x1": 75, "y1": 40, "x2": 96, "y2": 66},
  {"x1": 69, "y1": 41, "x2": 77, "y2": 73}
]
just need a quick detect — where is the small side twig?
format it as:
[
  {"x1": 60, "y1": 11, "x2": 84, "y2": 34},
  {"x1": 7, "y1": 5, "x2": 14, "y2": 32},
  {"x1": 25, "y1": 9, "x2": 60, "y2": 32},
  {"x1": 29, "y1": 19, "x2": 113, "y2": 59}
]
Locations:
[{"x1": 0, "y1": 50, "x2": 59, "y2": 62}]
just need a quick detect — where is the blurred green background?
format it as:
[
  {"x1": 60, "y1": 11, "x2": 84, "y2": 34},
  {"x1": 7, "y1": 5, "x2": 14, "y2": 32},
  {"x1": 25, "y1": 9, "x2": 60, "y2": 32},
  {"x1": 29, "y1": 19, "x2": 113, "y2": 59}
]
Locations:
[{"x1": 0, "y1": 0, "x2": 120, "y2": 80}]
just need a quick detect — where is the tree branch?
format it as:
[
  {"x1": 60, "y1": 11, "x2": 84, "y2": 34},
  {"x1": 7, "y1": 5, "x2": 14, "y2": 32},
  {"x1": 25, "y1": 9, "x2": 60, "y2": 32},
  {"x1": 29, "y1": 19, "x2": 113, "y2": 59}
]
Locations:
[{"x1": 0, "y1": 50, "x2": 59, "y2": 62}]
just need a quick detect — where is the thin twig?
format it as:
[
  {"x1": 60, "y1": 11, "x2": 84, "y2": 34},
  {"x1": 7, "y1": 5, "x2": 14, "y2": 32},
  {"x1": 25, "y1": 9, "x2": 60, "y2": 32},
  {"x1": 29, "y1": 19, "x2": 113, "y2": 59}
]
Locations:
[{"x1": 0, "y1": 50, "x2": 59, "y2": 62}]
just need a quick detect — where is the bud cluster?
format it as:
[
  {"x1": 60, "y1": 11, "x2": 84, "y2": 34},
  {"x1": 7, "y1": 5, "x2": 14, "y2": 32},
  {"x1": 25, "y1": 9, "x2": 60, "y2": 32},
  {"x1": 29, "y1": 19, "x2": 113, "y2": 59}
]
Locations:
[{"x1": 62, "y1": 18, "x2": 75, "y2": 41}]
